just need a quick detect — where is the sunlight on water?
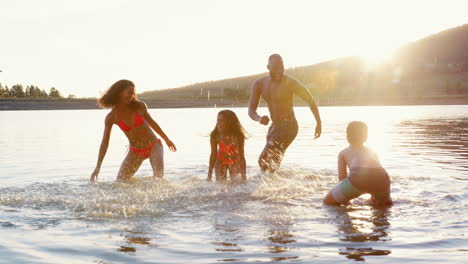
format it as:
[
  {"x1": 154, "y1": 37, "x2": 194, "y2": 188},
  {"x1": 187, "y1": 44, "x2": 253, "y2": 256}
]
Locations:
[{"x1": 1, "y1": 106, "x2": 467, "y2": 263}]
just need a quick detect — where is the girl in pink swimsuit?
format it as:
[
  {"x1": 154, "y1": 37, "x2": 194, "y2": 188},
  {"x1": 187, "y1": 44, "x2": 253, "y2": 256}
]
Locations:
[
  {"x1": 207, "y1": 110, "x2": 247, "y2": 183},
  {"x1": 90, "y1": 80, "x2": 177, "y2": 182}
]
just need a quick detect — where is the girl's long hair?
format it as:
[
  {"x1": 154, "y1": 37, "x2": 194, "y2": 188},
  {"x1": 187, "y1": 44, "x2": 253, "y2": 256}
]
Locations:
[
  {"x1": 97, "y1": 79, "x2": 139, "y2": 110},
  {"x1": 210, "y1": 110, "x2": 248, "y2": 142}
]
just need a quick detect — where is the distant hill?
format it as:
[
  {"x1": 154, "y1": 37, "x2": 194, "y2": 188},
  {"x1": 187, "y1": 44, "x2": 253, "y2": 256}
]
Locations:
[
  {"x1": 141, "y1": 24, "x2": 468, "y2": 106},
  {"x1": 396, "y1": 23, "x2": 468, "y2": 64}
]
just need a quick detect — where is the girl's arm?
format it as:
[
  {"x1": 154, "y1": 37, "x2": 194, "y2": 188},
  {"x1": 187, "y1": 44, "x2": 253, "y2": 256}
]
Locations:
[
  {"x1": 141, "y1": 102, "x2": 177, "y2": 152},
  {"x1": 91, "y1": 113, "x2": 113, "y2": 182},
  {"x1": 338, "y1": 151, "x2": 347, "y2": 181},
  {"x1": 239, "y1": 138, "x2": 247, "y2": 182},
  {"x1": 207, "y1": 137, "x2": 218, "y2": 181}
]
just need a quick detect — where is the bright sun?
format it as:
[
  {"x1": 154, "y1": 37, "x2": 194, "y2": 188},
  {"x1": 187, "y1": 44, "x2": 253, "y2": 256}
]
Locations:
[{"x1": 360, "y1": 47, "x2": 395, "y2": 70}]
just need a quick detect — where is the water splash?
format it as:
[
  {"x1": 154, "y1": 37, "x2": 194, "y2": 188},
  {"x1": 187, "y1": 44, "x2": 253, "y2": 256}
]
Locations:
[{"x1": 0, "y1": 169, "x2": 330, "y2": 220}]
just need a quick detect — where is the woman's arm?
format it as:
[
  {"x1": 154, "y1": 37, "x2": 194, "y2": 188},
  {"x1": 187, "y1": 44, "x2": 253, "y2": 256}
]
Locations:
[
  {"x1": 141, "y1": 102, "x2": 177, "y2": 152},
  {"x1": 207, "y1": 137, "x2": 218, "y2": 181},
  {"x1": 338, "y1": 151, "x2": 348, "y2": 181},
  {"x1": 91, "y1": 113, "x2": 113, "y2": 182}
]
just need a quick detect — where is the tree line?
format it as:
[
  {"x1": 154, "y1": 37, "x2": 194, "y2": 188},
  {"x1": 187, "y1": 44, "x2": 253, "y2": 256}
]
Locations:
[{"x1": 0, "y1": 82, "x2": 64, "y2": 99}]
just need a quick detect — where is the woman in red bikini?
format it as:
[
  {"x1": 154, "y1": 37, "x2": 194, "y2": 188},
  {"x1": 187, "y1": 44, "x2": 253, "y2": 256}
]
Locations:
[
  {"x1": 90, "y1": 79, "x2": 177, "y2": 182},
  {"x1": 207, "y1": 110, "x2": 247, "y2": 183}
]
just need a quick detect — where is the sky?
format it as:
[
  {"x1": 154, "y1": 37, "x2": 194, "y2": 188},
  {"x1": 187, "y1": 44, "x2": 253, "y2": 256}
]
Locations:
[{"x1": 1, "y1": 0, "x2": 467, "y2": 98}]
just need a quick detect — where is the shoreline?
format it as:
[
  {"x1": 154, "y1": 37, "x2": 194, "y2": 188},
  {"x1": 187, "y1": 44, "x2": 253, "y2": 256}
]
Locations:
[{"x1": 1, "y1": 96, "x2": 468, "y2": 110}]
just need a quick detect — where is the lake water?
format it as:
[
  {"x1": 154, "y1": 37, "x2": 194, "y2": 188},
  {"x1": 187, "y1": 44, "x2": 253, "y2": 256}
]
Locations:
[{"x1": 0, "y1": 106, "x2": 467, "y2": 263}]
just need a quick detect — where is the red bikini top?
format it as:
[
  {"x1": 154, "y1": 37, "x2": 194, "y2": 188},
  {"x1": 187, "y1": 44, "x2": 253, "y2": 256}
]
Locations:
[
  {"x1": 217, "y1": 141, "x2": 239, "y2": 166},
  {"x1": 117, "y1": 111, "x2": 145, "y2": 132}
]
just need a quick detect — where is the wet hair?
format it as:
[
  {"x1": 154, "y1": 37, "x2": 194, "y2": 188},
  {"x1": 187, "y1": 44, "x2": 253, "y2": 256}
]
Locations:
[
  {"x1": 97, "y1": 79, "x2": 139, "y2": 110},
  {"x1": 210, "y1": 110, "x2": 248, "y2": 142},
  {"x1": 346, "y1": 121, "x2": 368, "y2": 145}
]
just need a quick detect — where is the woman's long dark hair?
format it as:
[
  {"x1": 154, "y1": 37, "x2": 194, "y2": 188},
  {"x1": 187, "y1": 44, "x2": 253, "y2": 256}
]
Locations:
[
  {"x1": 210, "y1": 110, "x2": 248, "y2": 142},
  {"x1": 97, "y1": 79, "x2": 139, "y2": 110}
]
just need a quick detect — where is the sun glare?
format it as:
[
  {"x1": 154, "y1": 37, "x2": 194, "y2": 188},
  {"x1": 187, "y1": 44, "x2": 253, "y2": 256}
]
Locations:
[
  {"x1": 348, "y1": 208, "x2": 374, "y2": 234},
  {"x1": 361, "y1": 48, "x2": 395, "y2": 70},
  {"x1": 364, "y1": 110, "x2": 395, "y2": 162}
]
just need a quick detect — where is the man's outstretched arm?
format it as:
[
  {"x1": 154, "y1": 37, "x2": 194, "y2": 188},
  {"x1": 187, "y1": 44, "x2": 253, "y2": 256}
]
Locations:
[
  {"x1": 293, "y1": 79, "x2": 322, "y2": 138},
  {"x1": 248, "y1": 80, "x2": 269, "y2": 125}
]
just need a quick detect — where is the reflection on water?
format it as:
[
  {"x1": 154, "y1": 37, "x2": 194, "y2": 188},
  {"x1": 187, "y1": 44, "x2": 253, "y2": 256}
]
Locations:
[
  {"x1": 212, "y1": 242, "x2": 242, "y2": 252},
  {"x1": 118, "y1": 246, "x2": 136, "y2": 253},
  {"x1": 210, "y1": 191, "x2": 302, "y2": 262},
  {"x1": 212, "y1": 222, "x2": 243, "y2": 253},
  {"x1": 268, "y1": 230, "x2": 296, "y2": 252},
  {"x1": 268, "y1": 228, "x2": 299, "y2": 261},
  {"x1": 264, "y1": 206, "x2": 300, "y2": 262},
  {"x1": 267, "y1": 216, "x2": 296, "y2": 255},
  {"x1": 1, "y1": 106, "x2": 468, "y2": 263},
  {"x1": 327, "y1": 206, "x2": 392, "y2": 261},
  {"x1": 339, "y1": 247, "x2": 391, "y2": 262},
  {"x1": 399, "y1": 118, "x2": 468, "y2": 169},
  {"x1": 339, "y1": 207, "x2": 391, "y2": 243},
  {"x1": 211, "y1": 212, "x2": 245, "y2": 262},
  {"x1": 118, "y1": 229, "x2": 156, "y2": 254}
]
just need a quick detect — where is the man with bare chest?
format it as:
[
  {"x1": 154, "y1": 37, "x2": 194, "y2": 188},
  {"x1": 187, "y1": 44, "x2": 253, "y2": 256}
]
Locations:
[{"x1": 248, "y1": 54, "x2": 322, "y2": 173}]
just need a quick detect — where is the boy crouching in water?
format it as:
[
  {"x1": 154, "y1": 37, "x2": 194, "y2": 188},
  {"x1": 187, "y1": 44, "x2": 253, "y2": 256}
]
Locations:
[{"x1": 323, "y1": 121, "x2": 392, "y2": 206}]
